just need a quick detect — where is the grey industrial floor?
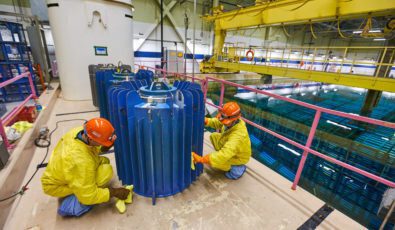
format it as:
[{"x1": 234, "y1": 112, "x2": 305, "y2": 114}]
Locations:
[{"x1": 3, "y1": 94, "x2": 363, "y2": 230}]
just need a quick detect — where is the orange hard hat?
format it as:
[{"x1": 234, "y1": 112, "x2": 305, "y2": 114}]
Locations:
[
  {"x1": 216, "y1": 102, "x2": 241, "y2": 126},
  {"x1": 84, "y1": 118, "x2": 116, "y2": 147}
]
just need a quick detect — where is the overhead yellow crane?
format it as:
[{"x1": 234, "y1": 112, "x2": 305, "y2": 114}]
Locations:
[{"x1": 201, "y1": 0, "x2": 395, "y2": 92}]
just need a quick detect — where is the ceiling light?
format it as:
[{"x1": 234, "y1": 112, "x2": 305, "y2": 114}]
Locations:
[
  {"x1": 373, "y1": 38, "x2": 386, "y2": 41},
  {"x1": 353, "y1": 30, "x2": 362, "y2": 34}
]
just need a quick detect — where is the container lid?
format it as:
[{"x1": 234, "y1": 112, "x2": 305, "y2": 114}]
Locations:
[
  {"x1": 140, "y1": 82, "x2": 176, "y2": 97},
  {"x1": 113, "y1": 72, "x2": 134, "y2": 79}
]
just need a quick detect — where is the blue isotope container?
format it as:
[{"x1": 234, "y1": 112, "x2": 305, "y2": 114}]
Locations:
[
  {"x1": 96, "y1": 70, "x2": 135, "y2": 119},
  {"x1": 132, "y1": 82, "x2": 189, "y2": 204},
  {"x1": 104, "y1": 75, "x2": 204, "y2": 205}
]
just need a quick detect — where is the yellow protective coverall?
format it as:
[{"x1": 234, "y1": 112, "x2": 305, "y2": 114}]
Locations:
[
  {"x1": 206, "y1": 118, "x2": 252, "y2": 171},
  {"x1": 41, "y1": 127, "x2": 113, "y2": 205}
]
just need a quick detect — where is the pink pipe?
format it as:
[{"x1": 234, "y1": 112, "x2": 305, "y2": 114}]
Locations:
[
  {"x1": 0, "y1": 72, "x2": 35, "y2": 149},
  {"x1": 205, "y1": 77, "x2": 395, "y2": 129},
  {"x1": 205, "y1": 101, "x2": 395, "y2": 188},
  {"x1": 134, "y1": 60, "x2": 193, "y2": 63},
  {"x1": 0, "y1": 119, "x2": 11, "y2": 149},
  {"x1": 27, "y1": 72, "x2": 37, "y2": 98},
  {"x1": 244, "y1": 114, "x2": 395, "y2": 188},
  {"x1": 219, "y1": 83, "x2": 225, "y2": 107},
  {"x1": 203, "y1": 79, "x2": 209, "y2": 102},
  {"x1": 133, "y1": 65, "x2": 395, "y2": 188},
  {"x1": 140, "y1": 65, "x2": 393, "y2": 129},
  {"x1": 291, "y1": 111, "x2": 321, "y2": 190},
  {"x1": 0, "y1": 72, "x2": 29, "y2": 88}
]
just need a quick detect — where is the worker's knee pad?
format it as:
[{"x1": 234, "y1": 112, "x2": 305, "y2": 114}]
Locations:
[{"x1": 96, "y1": 164, "x2": 113, "y2": 187}]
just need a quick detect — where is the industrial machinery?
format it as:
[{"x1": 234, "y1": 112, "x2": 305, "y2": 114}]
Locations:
[{"x1": 97, "y1": 68, "x2": 205, "y2": 205}]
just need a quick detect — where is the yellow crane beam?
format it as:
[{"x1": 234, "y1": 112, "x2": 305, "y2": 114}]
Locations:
[
  {"x1": 205, "y1": 0, "x2": 395, "y2": 30},
  {"x1": 214, "y1": 61, "x2": 395, "y2": 92},
  {"x1": 200, "y1": 0, "x2": 395, "y2": 92}
]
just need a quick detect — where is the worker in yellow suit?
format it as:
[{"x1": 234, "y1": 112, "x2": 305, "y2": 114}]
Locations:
[
  {"x1": 193, "y1": 102, "x2": 251, "y2": 179},
  {"x1": 41, "y1": 118, "x2": 130, "y2": 216}
]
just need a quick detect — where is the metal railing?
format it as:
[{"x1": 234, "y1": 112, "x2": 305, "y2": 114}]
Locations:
[
  {"x1": 134, "y1": 64, "x2": 395, "y2": 190},
  {"x1": 220, "y1": 46, "x2": 395, "y2": 78},
  {"x1": 0, "y1": 72, "x2": 37, "y2": 149}
]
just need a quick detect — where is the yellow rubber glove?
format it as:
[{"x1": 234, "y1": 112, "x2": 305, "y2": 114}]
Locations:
[
  {"x1": 124, "y1": 185, "x2": 133, "y2": 204},
  {"x1": 191, "y1": 152, "x2": 196, "y2": 170},
  {"x1": 115, "y1": 185, "x2": 134, "y2": 214},
  {"x1": 115, "y1": 199, "x2": 126, "y2": 214}
]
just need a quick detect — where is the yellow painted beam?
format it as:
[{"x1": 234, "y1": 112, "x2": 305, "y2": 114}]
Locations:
[
  {"x1": 214, "y1": 61, "x2": 395, "y2": 92},
  {"x1": 206, "y1": 0, "x2": 395, "y2": 30}
]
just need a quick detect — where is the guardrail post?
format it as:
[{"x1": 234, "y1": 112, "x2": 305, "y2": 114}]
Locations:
[
  {"x1": 339, "y1": 47, "x2": 348, "y2": 74},
  {"x1": 203, "y1": 78, "x2": 209, "y2": 103},
  {"x1": 162, "y1": 68, "x2": 166, "y2": 79},
  {"x1": 310, "y1": 48, "x2": 317, "y2": 72},
  {"x1": 27, "y1": 71, "x2": 37, "y2": 98},
  {"x1": 291, "y1": 110, "x2": 322, "y2": 190},
  {"x1": 384, "y1": 49, "x2": 395, "y2": 77},
  {"x1": 286, "y1": 48, "x2": 291, "y2": 68},
  {"x1": 280, "y1": 48, "x2": 285, "y2": 67},
  {"x1": 300, "y1": 48, "x2": 305, "y2": 69},
  {"x1": 219, "y1": 82, "x2": 225, "y2": 107},
  {"x1": 375, "y1": 47, "x2": 387, "y2": 78},
  {"x1": 0, "y1": 118, "x2": 11, "y2": 149}
]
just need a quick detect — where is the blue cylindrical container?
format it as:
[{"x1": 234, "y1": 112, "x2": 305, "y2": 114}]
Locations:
[
  {"x1": 132, "y1": 83, "x2": 187, "y2": 202},
  {"x1": 103, "y1": 75, "x2": 204, "y2": 205},
  {"x1": 95, "y1": 70, "x2": 134, "y2": 119}
]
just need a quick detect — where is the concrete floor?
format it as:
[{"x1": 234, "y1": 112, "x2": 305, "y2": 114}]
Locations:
[{"x1": 3, "y1": 94, "x2": 364, "y2": 230}]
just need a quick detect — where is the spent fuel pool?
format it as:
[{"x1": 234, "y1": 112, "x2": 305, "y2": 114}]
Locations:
[{"x1": 206, "y1": 82, "x2": 395, "y2": 229}]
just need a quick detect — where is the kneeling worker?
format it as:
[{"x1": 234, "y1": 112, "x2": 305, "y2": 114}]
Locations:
[
  {"x1": 41, "y1": 118, "x2": 129, "y2": 216},
  {"x1": 193, "y1": 102, "x2": 252, "y2": 179}
]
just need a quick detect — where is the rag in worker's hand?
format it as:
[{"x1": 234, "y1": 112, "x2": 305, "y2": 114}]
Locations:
[{"x1": 58, "y1": 194, "x2": 93, "y2": 217}]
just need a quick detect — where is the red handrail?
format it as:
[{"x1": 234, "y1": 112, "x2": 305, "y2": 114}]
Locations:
[{"x1": 134, "y1": 64, "x2": 395, "y2": 189}]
